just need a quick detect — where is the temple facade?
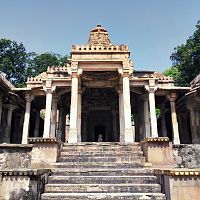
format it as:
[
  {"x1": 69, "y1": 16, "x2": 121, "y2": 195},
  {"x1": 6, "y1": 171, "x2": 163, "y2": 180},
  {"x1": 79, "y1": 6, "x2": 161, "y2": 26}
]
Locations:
[
  {"x1": 1, "y1": 25, "x2": 200, "y2": 200},
  {"x1": 1, "y1": 24, "x2": 200, "y2": 145}
]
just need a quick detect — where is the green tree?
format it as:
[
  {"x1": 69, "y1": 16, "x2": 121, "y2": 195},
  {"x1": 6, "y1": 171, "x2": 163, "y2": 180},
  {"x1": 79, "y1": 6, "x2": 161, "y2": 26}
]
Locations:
[
  {"x1": 170, "y1": 20, "x2": 200, "y2": 86},
  {"x1": 163, "y1": 66, "x2": 180, "y2": 85},
  {"x1": 0, "y1": 39, "x2": 28, "y2": 86},
  {"x1": 29, "y1": 52, "x2": 69, "y2": 77}
]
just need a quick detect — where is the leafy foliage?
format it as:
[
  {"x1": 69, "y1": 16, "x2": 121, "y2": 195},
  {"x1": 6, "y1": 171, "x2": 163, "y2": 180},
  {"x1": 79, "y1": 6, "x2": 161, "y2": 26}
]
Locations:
[
  {"x1": 0, "y1": 39, "x2": 28, "y2": 86},
  {"x1": 0, "y1": 39, "x2": 68, "y2": 87},
  {"x1": 169, "y1": 20, "x2": 200, "y2": 86}
]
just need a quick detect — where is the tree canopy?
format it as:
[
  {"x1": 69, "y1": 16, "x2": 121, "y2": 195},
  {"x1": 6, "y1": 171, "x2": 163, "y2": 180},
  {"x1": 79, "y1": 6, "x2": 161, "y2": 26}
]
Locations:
[
  {"x1": 0, "y1": 39, "x2": 68, "y2": 87},
  {"x1": 165, "y1": 20, "x2": 200, "y2": 86},
  {"x1": 0, "y1": 39, "x2": 28, "y2": 86}
]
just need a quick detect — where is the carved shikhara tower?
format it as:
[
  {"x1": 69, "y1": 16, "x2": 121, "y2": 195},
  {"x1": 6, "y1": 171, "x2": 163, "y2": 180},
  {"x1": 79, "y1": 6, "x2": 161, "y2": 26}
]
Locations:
[{"x1": 20, "y1": 25, "x2": 189, "y2": 144}]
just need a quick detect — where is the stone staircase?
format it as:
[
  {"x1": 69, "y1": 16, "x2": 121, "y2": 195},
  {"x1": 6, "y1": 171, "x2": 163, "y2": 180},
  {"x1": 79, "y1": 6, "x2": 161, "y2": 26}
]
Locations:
[{"x1": 41, "y1": 142, "x2": 166, "y2": 200}]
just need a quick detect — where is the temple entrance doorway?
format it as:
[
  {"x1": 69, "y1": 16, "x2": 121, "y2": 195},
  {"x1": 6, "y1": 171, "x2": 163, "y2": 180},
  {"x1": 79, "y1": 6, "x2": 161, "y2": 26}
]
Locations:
[{"x1": 81, "y1": 88, "x2": 119, "y2": 142}]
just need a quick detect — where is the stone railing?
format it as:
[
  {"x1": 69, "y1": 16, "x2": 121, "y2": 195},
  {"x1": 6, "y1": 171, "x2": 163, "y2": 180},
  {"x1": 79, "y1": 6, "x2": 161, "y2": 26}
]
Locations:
[
  {"x1": 47, "y1": 66, "x2": 68, "y2": 73},
  {"x1": 71, "y1": 44, "x2": 129, "y2": 52}
]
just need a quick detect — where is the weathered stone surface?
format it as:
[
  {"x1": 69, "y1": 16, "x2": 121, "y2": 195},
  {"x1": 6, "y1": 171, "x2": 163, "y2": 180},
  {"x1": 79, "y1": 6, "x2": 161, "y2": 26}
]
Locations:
[
  {"x1": 141, "y1": 138, "x2": 174, "y2": 168},
  {"x1": 0, "y1": 144, "x2": 32, "y2": 169},
  {"x1": 173, "y1": 144, "x2": 200, "y2": 168},
  {"x1": 0, "y1": 169, "x2": 51, "y2": 200},
  {"x1": 29, "y1": 137, "x2": 61, "y2": 168},
  {"x1": 155, "y1": 169, "x2": 200, "y2": 200},
  {"x1": 42, "y1": 193, "x2": 166, "y2": 200}
]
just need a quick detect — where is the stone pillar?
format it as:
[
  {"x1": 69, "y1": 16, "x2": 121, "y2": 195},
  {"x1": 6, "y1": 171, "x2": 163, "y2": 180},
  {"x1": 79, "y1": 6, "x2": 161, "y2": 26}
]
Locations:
[
  {"x1": 43, "y1": 90, "x2": 53, "y2": 138},
  {"x1": 122, "y1": 75, "x2": 133, "y2": 142},
  {"x1": 143, "y1": 95, "x2": 151, "y2": 138},
  {"x1": 4, "y1": 104, "x2": 16, "y2": 143},
  {"x1": 65, "y1": 114, "x2": 70, "y2": 142},
  {"x1": 160, "y1": 103, "x2": 167, "y2": 137},
  {"x1": 168, "y1": 93, "x2": 180, "y2": 144},
  {"x1": 0, "y1": 95, "x2": 3, "y2": 127},
  {"x1": 112, "y1": 110, "x2": 118, "y2": 142},
  {"x1": 50, "y1": 96, "x2": 58, "y2": 138},
  {"x1": 187, "y1": 105, "x2": 199, "y2": 144},
  {"x1": 22, "y1": 94, "x2": 32, "y2": 144},
  {"x1": 34, "y1": 110, "x2": 40, "y2": 137},
  {"x1": 57, "y1": 107, "x2": 65, "y2": 141},
  {"x1": 77, "y1": 86, "x2": 82, "y2": 142},
  {"x1": 145, "y1": 80, "x2": 158, "y2": 137},
  {"x1": 68, "y1": 74, "x2": 79, "y2": 143},
  {"x1": 118, "y1": 89, "x2": 124, "y2": 142}
]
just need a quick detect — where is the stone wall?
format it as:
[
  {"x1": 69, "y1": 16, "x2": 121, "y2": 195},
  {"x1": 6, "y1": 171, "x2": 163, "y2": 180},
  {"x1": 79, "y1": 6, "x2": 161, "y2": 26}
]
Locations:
[
  {"x1": 0, "y1": 144, "x2": 33, "y2": 169},
  {"x1": 173, "y1": 144, "x2": 200, "y2": 168},
  {"x1": 155, "y1": 169, "x2": 200, "y2": 200},
  {"x1": 0, "y1": 169, "x2": 50, "y2": 200}
]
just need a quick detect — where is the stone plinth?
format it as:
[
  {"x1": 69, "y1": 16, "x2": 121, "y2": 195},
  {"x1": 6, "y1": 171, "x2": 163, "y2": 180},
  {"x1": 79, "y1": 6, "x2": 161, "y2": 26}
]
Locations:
[
  {"x1": 0, "y1": 169, "x2": 50, "y2": 200},
  {"x1": 0, "y1": 144, "x2": 33, "y2": 169},
  {"x1": 140, "y1": 137, "x2": 174, "y2": 168},
  {"x1": 28, "y1": 138, "x2": 62, "y2": 168},
  {"x1": 155, "y1": 169, "x2": 200, "y2": 200}
]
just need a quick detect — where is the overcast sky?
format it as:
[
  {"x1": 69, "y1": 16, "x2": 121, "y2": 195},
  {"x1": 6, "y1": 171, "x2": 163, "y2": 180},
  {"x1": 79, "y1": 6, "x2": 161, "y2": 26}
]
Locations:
[{"x1": 0, "y1": 0, "x2": 200, "y2": 72}]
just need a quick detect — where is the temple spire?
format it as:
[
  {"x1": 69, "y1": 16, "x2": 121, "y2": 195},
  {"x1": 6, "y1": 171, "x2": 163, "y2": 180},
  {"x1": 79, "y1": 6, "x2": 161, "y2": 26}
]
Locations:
[{"x1": 88, "y1": 25, "x2": 112, "y2": 46}]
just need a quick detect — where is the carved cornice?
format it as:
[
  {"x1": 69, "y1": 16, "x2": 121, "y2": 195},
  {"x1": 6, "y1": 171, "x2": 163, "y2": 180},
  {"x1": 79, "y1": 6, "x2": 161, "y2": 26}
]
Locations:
[
  {"x1": 154, "y1": 169, "x2": 200, "y2": 176},
  {"x1": 0, "y1": 169, "x2": 51, "y2": 176},
  {"x1": 140, "y1": 137, "x2": 169, "y2": 144},
  {"x1": 28, "y1": 137, "x2": 61, "y2": 144}
]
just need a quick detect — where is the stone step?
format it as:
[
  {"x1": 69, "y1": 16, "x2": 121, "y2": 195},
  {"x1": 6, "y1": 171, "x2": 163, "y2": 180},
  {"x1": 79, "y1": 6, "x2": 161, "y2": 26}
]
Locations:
[
  {"x1": 53, "y1": 162, "x2": 144, "y2": 168},
  {"x1": 58, "y1": 156, "x2": 145, "y2": 163},
  {"x1": 41, "y1": 193, "x2": 166, "y2": 200},
  {"x1": 61, "y1": 146, "x2": 141, "y2": 151},
  {"x1": 63, "y1": 142, "x2": 140, "y2": 147},
  {"x1": 48, "y1": 175, "x2": 157, "y2": 184},
  {"x1": 52, "y1": 168, "x2": 154, "y2": 176},
  {"x1": 45, "y1": 183, "x2": 161, "y2": 193},
  {"x1": 60, "y1": 151, "x2": 144, "y2": 157}
]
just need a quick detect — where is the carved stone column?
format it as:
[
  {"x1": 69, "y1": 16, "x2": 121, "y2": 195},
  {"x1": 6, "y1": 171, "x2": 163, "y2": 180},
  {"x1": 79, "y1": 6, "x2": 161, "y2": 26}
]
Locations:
[
  {"x1": 118, "y1": 89, "x2": 124, "y2": 142},
  {"x1": 77, "y1": 86, "x2": 82, "y2": 142},
  {"x1": 112, "y1": 109, "x2": 117, "y2": 142},
  {"x1": 168, "y1": 93, "x2": 180, "y2": 144},
  {"x1": 187, "y1": 105, "x2": 199, "y2": 144},
  {"x1": 142, "y1": 95, "x2": 151, "y2": 138},
  {"x1": 4, "y1": 104, "x2": 16, "y2": 143},
  {"x1": 34, "y1": 110, "x2": 40, "y2": 137},
  {"x1": 50, "y1": 96, "x2": 58, "y2": 138},
  {"x1": 65, "y1": 114, "x2": 70, "y2": 142},
  {"x1": 0, "y1": 94, "x2": 3, "y2": 127},
  {"x1": 57, "y1": 107, "x2": 65, "y2": 141},
  {"x1": 22, "y1": 93, "x2": 32, "y2": 144},
  {"x1": 122, "y1": 75, "x2": 133, "y2": 142},
  {"x1": 69, "y1": 73, "x2": 79, "y2": 143},
  {"x1": 43, "y1": 89, "x2": 53, "y2": 138},
  {"x1": 145, "y1": 80, "x2": 158, "y2": 137},
  {"x1": 160, "y1": 103, "x2": 167, "y2": 137}
]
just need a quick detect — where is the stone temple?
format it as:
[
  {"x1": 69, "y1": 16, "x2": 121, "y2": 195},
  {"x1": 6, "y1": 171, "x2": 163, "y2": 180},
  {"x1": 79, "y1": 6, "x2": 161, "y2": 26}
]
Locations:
[{"x1": 0, "y1": 25, "x2": 200, "y2": 199}]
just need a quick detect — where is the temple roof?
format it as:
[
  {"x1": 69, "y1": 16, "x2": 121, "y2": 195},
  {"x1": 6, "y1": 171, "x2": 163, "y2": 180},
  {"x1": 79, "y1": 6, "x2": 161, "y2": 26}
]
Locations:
[{"x1": 88, "y1": 25, "x2": 112, "y2": 46}]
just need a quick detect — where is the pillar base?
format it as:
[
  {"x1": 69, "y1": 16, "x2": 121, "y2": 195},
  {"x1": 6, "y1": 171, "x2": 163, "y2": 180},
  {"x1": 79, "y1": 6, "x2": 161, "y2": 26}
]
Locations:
[
  {"x1": 124, "y1": 128, "x2": 134, "y2": 142},
  {"x1": 28, "y1": 137, "x2": 62, "y2": 168},
  {"x1": 68, "y1": 128, "x2": 78, "y2": 143},
  {"x1": 140, "y1": 137, "x2": 174, "y2": 168}
]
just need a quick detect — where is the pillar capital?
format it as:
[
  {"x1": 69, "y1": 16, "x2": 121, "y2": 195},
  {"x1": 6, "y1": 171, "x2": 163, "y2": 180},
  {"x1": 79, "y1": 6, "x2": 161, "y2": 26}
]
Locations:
[
  {"x1": 24, "y1": 93, "x2": 33, "y2": 103},
  {"x1": 167, "y1": 92, "x2": 177, "y2": 102}
]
